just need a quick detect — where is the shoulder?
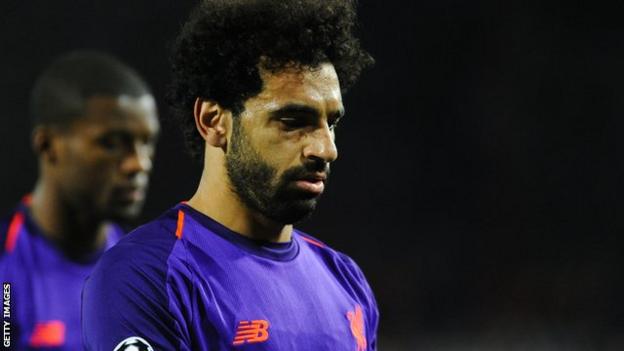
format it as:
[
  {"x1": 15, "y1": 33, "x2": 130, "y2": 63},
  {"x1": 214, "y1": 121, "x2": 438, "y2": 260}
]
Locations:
[
  {"x1": 0, "y1": 210, "x2": 15, "y2": 257},
  {"x1": 295, "y1": 230, "x2": 380, "y2": 331},
  {"x1": 85, "y1": 206, "x2": 190, "y2": 302},
  {"x1": 90, "y1": 208, "x2": 183, "y2": 287},
  {"x1": 82, "y1": 208, "x2": 192, "y2": 350},
  {"x1": 295, "y1": 231, "x2": 372, "y2": 291},
  {"x1": 0, "y1": 196, "x2": 33, "y2": 255},
  {"x1": 296, "y1": 231, "x2": 362, "y2": 272},
  {"x1": 0, "y1": 207, "x2": 23, "y2": 280},
  {"x1": 0, "y1": 203, "x2": 31, "y2": 259}
]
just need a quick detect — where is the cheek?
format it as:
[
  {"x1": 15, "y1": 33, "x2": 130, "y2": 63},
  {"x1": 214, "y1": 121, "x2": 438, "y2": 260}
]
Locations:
[
  {"x1": 62, "y1": 154, "x2": 120, "y2": 193},
  {"x1": 260, "y1": 134, "x2": 305, "y2": 169},
  {"x1": 241, "y1": 120, "x2": 305, "y2": 175},
  {"x1": 259, "y1": 146, "x2": 298, "y2": 179}
]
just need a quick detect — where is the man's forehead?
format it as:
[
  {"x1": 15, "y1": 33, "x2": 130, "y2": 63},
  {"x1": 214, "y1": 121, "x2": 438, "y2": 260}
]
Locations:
[
  {"x1": 256, "y1": 63, "x2": 343, "y2": 108},
  {"x1": 72, "y1": 94, "x2": 159, "y2": 132},
  {"x1": 84, "y1": 94, "x2": 156, "y2": 116}
]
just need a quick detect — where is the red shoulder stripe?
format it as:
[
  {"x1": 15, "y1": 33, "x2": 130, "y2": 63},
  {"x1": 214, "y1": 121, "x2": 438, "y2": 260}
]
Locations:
[
  {"x1": 175, "y1": 210, "x2": 185, "y2": 239},
  {"x1": 5, "y1": 212, "x2": 24, "y2": 253},
  {"x1": 301, "y1": 235, "x2": 325, "y2": 248}
]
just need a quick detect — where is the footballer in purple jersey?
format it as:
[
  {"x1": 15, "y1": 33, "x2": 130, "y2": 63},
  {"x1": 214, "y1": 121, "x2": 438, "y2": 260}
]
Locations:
[
  {"x1": 0, "y1": 196, "x2": 123, "y2": 350},
  {"x1": 0, "y1": 51, "x2": 159, "y2": 350},
  {"x1": 83, "y1": 204, "x2": 377, "y2": 351},
  {"x1": 82, "y1": 0, "x2": 377, "y2": 350}
]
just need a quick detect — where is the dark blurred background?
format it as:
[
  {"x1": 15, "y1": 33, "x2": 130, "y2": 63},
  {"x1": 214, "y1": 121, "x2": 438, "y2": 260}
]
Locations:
[{"x1": 1, "y1": 1, "x2": 623, "y2": 350}]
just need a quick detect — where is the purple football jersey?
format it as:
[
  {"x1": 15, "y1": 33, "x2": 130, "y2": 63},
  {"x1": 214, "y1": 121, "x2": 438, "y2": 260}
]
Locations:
[
  {"x1": 82, "y1": 203, "x2": 378, "y2": 350},
  {"x1": 0, "y1": 197, "x2": 123, "y2": 350}
]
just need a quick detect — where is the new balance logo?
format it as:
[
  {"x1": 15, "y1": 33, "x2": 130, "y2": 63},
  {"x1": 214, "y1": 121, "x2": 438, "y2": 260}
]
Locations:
[
  {"x1": 232, "y1": 320, "x2": 270, "y2": 346},
  {"x1": 347, "y1": 305, "x2": 367, "y2": 351},
  {"x1": 29, "y1": 320, "x2": 65, "y2": 348}
]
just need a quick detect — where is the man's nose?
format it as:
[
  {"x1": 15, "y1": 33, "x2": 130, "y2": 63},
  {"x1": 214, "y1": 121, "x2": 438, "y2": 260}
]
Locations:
[
  {"x1": 121, "y1": 142, "x2": 153, "y2": 175},
  {"x1": 302, "y1": 123, "x2": 338, "y2": 163}
]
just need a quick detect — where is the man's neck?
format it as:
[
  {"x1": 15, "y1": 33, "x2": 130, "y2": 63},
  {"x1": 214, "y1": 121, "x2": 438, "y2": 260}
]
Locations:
[
  {"x1": 29, "y1": 180, "x2": 110, "y2": 259},
  {"x1": 188, "y1": 173, "x2": 293, "y2": 243}
]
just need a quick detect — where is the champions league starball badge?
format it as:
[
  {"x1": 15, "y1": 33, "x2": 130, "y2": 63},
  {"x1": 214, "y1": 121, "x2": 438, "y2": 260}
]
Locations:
[{"x1": 113, "y1": 336, "x2": 154, "y2": 351}]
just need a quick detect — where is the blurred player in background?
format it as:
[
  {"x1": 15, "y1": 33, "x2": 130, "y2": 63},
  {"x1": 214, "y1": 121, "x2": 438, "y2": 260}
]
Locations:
[
  {"x1": 82, "y1": 1, "x2": 377, "y2": 350},
  {"x1": 0, "y1": 51, "x2": 159, "y2": 350}
]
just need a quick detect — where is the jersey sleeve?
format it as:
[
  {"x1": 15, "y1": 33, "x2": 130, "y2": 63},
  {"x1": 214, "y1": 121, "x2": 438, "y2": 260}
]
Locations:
[{"x1": 81, "y1": 234, "x2": 193, "y2": 351}]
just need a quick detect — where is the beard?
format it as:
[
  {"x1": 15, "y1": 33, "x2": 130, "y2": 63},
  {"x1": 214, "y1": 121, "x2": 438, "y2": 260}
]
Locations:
[{"x1": 225, "y1": 118, "x2": 329, "y2": 224}]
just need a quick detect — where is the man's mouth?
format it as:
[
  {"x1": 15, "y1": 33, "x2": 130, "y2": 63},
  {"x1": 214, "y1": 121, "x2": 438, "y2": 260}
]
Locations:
[
  {"x1": 292, "y1": 174, "x2": 327, "y2": 195},
  {"x1": 116, "y1": 186, "x2": 146, "y2": 204}
]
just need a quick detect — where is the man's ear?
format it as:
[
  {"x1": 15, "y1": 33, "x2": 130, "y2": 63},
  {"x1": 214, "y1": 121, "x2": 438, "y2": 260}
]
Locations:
[
  {"x1": 194, "y1": 98, "x2": 229, "y2": 150},
  {"x1": 32, "y1": 126, "x2": 58, "y2": 163}
]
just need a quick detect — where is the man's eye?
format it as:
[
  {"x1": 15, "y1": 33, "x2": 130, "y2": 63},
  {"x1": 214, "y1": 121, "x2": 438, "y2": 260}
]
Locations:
[
  {"x1": 97, "y1": 134, "x2": 128, "y2": 152},
  {"x1": 279, "y1": 117, "x2": 306, "y2": 129},
  {"x1": 98, "y1": 137, "x2": 120, "y2": 150}
]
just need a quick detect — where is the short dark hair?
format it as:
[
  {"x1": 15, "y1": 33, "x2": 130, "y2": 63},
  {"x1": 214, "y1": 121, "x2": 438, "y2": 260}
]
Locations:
[
  {"x1": 169, "y1": 0, "x2": 374, "y2": 161},
  {"x1": 30, "y1": 50, "x2": 152, "y2": 128}
]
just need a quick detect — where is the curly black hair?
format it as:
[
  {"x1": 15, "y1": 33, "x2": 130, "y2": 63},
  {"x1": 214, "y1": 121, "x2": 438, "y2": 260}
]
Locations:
[{"x1": 169, "y1": 0, "x2": 374, "y2": 161}]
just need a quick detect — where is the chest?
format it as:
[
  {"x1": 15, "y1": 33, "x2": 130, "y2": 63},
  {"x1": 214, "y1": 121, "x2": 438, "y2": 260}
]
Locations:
[
  {"x1": 12, "y1": 243, "x2": 91, "y2": 350},
  {"x1": 182, "y1": 255, "x2": 369, "y2": 350}
]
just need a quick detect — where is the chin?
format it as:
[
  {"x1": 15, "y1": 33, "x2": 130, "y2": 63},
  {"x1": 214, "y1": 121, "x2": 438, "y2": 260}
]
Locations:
[
  {"x1": 266, "y1": 199, "x2": 317, "y2": 225},
  {"x1": 108, "y1": 203, "x2": 143, "y2": 223}
]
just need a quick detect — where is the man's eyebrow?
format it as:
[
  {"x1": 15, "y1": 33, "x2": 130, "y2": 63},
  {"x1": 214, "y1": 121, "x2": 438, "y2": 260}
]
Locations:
[
  {"x1": 269, "y1": 103, "x2": 345, "y2": 119},
  {"x1": 269, "y1": 104, "x2": 319, "y2": 117}
]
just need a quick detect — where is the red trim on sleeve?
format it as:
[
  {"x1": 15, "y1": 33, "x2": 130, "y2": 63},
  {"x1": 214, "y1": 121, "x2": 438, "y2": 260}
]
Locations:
[
  {"x1": 175, "y1": 210, "x2": 185, "y2": 239},
  {"x1": 301, "y1": 236, "x2": 325, "y2": 248},
  {"x1": 5, "y1": 212, "x2": 25, "y2": 253}
]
